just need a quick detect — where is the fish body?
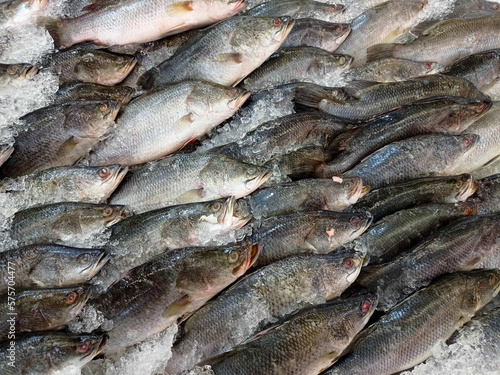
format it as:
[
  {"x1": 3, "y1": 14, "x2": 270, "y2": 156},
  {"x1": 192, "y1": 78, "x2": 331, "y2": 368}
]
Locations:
[
  {"x1": 245, "y1": 0, "x2": 345, "y2": 22},
  {"x1": 52, "y1": 82, "x2": 135, "y2": 105}
]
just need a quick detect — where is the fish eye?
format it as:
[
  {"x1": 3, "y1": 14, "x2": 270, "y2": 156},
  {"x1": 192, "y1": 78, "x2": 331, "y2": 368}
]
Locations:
[
  {"x1": 211, "y1": 202, "x2": 222, "y2": 211},
  {"x1": 66, "y1": 292, "x2": 78, "y2": 304},
  {"x1": 424, "y1": 62, "x2": 432, "y2": 69},
  {"x1": 98, "y1": 167, "x2": 110, "y2": 178},
  {"x1": 116, "y1": 56, "x2": 124, "y2": 63},
  {"x1": 361, "y1": 300, "x2": 372, "y2": 313},
  {"x1": 103, "y1": 207, "x2": 114, "y2": 216},
  {"x1": 82, "y1": 53, "x2": 94, "y2": 63},
  {"x1": 98, "y1": 103, "x2": 109, "y2": 112},
  {"x1": 77, "y1": 341, "x2": 90, "y2": 353},
  {"x1": 228, "y1": 250, "x2": 239, "y2": 263},
  {"x1": 463, "y1": 136, "x2": 473, "y2": 147},
  {"x1": 343, "y1": 258, "x2": 355, "y2": 269},
  {"x1": 420, "y1": 1, "x2": 425, "y2": 8},
  {"x1": 247, "y1": 167, "x2": 257, "y2": 176},
  {"x1": 476, "y1": 103, "x2": 485, "y2": 113},
  {"x1": 344, "y1": 181, "x2": 352, "y2": 189},
  {"x1": 334, "y1": 25, "x2": 343, "y2": 32},
  {"x1": 78, "y1": 253, "x2": 91, "y2": 263},
  {"x1": 7, "y1": 65, "x2": 18, "y2": 74},
  {"x1": 272, "y1": 18, "x2": 282, "y2": 27},
  {"x1": 338, "y1": 56, "x2": 346, "y2": 65},
  {"x1": 350, "y1": 216, "x2": 361, "y2": 226},
  {"x1": 464, "y1": 206, "x2": 473, "y2": 215},
  {"x1": 226, "y1": 89, "x2": 238, "y2": 97}
]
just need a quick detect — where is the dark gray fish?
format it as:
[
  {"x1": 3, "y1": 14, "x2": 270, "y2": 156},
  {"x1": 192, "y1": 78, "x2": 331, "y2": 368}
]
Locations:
[
  {"x1": 244, "y1": 0, "x2": 345, "y2": 22},
  {"x1": 52, "y1": 82, "x2": 135, "y2": 105}
]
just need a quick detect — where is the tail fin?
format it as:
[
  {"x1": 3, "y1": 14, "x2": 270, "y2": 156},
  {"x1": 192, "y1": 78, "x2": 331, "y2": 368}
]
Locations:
[
  {"x1": 328, "y1": 127, "x2": 362, "y2": 152},
  {"x1": 292, "y1": 83, "x2": 344, "y2": 109},
  {"x1": 38, "y1": 17, "x2": 66, "y2": 48},
  {"x1": 137, "y1": 68, "x2": 158, "y2": 90},
  {"x1": 366, "y1": 43, "x2": 397, "y2": 62}
]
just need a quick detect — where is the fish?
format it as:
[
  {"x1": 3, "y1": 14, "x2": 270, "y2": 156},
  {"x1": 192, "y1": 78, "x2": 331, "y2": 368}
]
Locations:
[
  {"x1": 0, "y1": 63, "x2": 38, "y2": 86},
  {"x1": 325, "y1": 270, "x2": 500, "y2": 375},
  {"x1": 351, "y1": 202, "x2": 477, "y2": 265},
  {"x1": 203, "y1": 294, "x2": 378, "y2": 375},
  {"x1": 44, "y1": 46, "x2": 137, "y2": 85},
  {"x1": 342, "y1": 133, "x2": 479, "y2": 189},
  {"x1": 241, "y1": 47, "x2": 353, "y2": 92},
  {"x1": 344, "y1": 58, "x2": 442, "y2": 83},
  {"x1": 0, "y1": 286, "x2": 90, "y2": 340},
  {"x1": 245, "y1": 0, "x2": 345, "y2": 22},
  {"x1": 52, "y1": 82, "x2": 135, "y2": 105},
  {"x1": 317, "y1": 97, "x2": 491, "y2": 176},
  {"x1": 367, "y1": 13, "x2": 500, "y2": 66},
  {"x1": 248, "y1": 176, "x2": 368, "y2": 219},
  {"x1": 9, "y1": 202, "x2": 130, "y2": 248},
  {"x1": 0, "y1": 244, "x2": 109, "y2": 294},
  {"x1": 0, "y1": 144, "x2": 14, "y2": 167},
  {"x1": 109, "y1": 153, "x2": 270, "y2": 213},
  {"x1": 0, "y1": 165, "x2": 128, "y2": 210},
  {"x1": 469, "y1": 173, "x2": 500, "y2": 214},
  {"x1": 86, "y1": 82, "x2": 250, "y2": 166},
  {"x1": 1, "y1": 100, "x2": 121, "y2": 178},
  {"x1": 355, "y1": 214, "x2": 500, "y2": 311},
  {"x1": 95, "y1": 197, "x2": 252, "y2": 289},
  {"x1": 251, "y1": 210, "x2": 372, "y2": 267},
  {"x1": 166, "y1": 250, "x2": 365, "y2": 373},
  {"x1": 91, "y1": 242, "x2": 260, "y2": 352},
  {"x1": 335, "y1": 0, "x2": 427, "y2": 66},
  {"x1": 0, "y1": 332, "x2": 107, "y2": 374},
  {"x1": 40, "y1": 0, "x2": 249, "y2": 48},
  {"x1": 139, "y1": 16, "x2": 295, "y2": 89},
  {"x1": 291, "y1": 75, "x2": 490, "y2": 121},
  {"x1": 280, "y1": 19, "x2": 351, "y2": 52}
]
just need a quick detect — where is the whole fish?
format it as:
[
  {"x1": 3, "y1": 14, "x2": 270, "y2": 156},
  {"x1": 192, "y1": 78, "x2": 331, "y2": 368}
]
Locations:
[
  {"x1": 351, "y1": 202, "x2": 477, "y2": 265},
  {"x1": 96, "y1": 197, "x2": 252, "y2": 289},
  {"x1": 335, "y1": 0, "x2": 427, "y2": 66},
  {"x1": 109, "y1": 153, "x2": 270, "y2": 213},
  {"x1": 251, "y1": 210, "x2": 372, "y2": 267},
  {"x1": 241, "y1": 47, "x2": 353, "y2": 92},
  {"x1": 139, "y1": 16, "x2": 295, "y2": 88},
  {"x1": 0, "y1": 244, "x2": 109, "y2": 294},
  {"x1": 349, "y1": 174, "x2": 477, "y2": 221},
  {"x1": 86, "y1": 82, "x2": 250, "y2": 166},
  {"x1": 326, "y1": 270, "x2": 500, "y2": 375},
  {"x1": 52, "y1": 82, "x2": 135, "y2": 105},
  {"x1": 0, "y1": 144, "x2": 13, "y2": 167},
  {"x1": 1, "y1": 100, "x2": 121, "y2": 178},
  {"x1": 0, "y1": 165, "x2": 128, "y2": 210},
  {"x1": 355, "y1": 214, "x2": 500, "y2": 311},
  {"x1": 248, "y1": 176, "x2": 367, "y2": 219},
  {"x1": 0, "y1": 63, "x2": 38, "y2": 86},
  {"x1": 245, "y1": 0, "x2": 345, "y2": 22},
  {"x1": 367, "y1": 14, "x2": 500, "y2": 66},
  {"x1": 291, "y1": 75, "x2": 490, "y2": 121},
  {"x1": 204, "y1": 294, "x2": 378, "y2": 375},
  {"x1": 91, "y1": 242, "x2": 259, "y2": 352},
  {"x1": 344, "y1": 58, "x2": 442, "y2": 83},
  {"x1": 0, "y1": 286, "x2": 90, "y2": 340},
  {"x1": 40, "y1": 0, "x2": 249, "y2": 48},
  {"x1": 318, "y1": 97, "x2": 491, "y2": 176},
  {"x1": 447, "y1": 103, "x2": 500, "y2": 174},
  {"x1": 10, "y1": 202, "x2": 130, "y2": 248},
  {"x1": 342, "y1": 133, "x2": 479, "y2": 189},
  {"x1": 280, "y1": 19, "x2": 351, "y2": 52},
  {"x1": 0, "y1": 332, "x2": 107, "y2": 374},
  {"x1": 44, "y1": 46, "x2": 137, "y2": 85},
  {"x1": 442, "y1": 49, "x2": 500, "y2": 91},
  {"x1": 469, "y1": 174, "x2": 500, "y2": 214},
  {"x1": 166, "y1": 251, "x2": 365, "y2": 373}
]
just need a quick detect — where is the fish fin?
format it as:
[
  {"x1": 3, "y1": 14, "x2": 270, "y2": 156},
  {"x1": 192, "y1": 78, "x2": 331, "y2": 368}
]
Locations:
[
  {"x1": 176, "y1": 188, "x2": 205, "y2": 203},
  {"x1": 166, "y1": 1, "x2": 195, "y2": 13},
  {"x1": 241, "y1": 323, "x2": 282, "y2": 344},
  {"x1": 329, "y1": 127, "x2": 362, "y2": 152},
  {"x1": 212, "y1": 53, "x2": 244, "y2": 64},
  {"x1": 177, "y1": 113, "x2": 195, "y2": 125},
  {"x1": 52, "y1": 214, "x2": 82, "y2": 234},
  {"x1": 481, "y1": 154, "x2": 500, "y2": 167},
  {"x1": 409, "y1": 19, "x2": 443, "y2": 36},
  {"x1": 366, "y1": 44, "x2": 397, "y2": 63},
  {"x1": 56, "y1": 136, "x2": 83, "y2": 157},
  {"x1": 343, "y1": 80, "x2": 380, "y2": 98},
  {"x1": 393, "y1": 31, "x2": 418, "y2": 44},
  {"x1": 198, "y1": 349, "x2": 239, "y2": 367},
  {"x1": 37, "y1": 17, "x2": 65, "y2": 48},
  {"x1": 137, "y1": 68, "x2": 158, "y2": 90},
  {"x1": 163, "y1": 294, "x2": 192, "y2": 319},
  {"x1": 292, "y1": 84, "x2": 344, "y2": 109}
]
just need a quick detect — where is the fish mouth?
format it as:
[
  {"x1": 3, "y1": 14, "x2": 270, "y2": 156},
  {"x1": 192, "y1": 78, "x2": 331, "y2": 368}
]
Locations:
[
  {"x1": 234, "y1": 243, "x2": 261, "y2": 275},
  {"x1": 107, "y1": 100, "x2": 122, "y2": 121},
  {"x1": 95, "y1": 334, "x2": 108, "y2": 356},
  {"x1": 228, "y1": 91, "x2": 251, "y2": 110},
  {"x1": 230, "y1": 0, "x2": 248, "y2": 13},
  {"x1": 105, "y1": 165, "x2": 129, "y2": 191},
  {"x1": 344, "y1": 56, "x2": 355, "y2": 70},
  {"x1": 22, "y1": 64, "x2": 38, "y2": 79},
  {"x1": 219, "y1": 196, "x2": 236, "y2": 226},
  {"x1": 456, "y1": 175, "x2": 478, "y2": 202},
  {"x1": 0, "y1": 145, "x2": 14, "y2": 165},
  {"x1": 94, "y1": 251, "x2": 111, "y2": 272},
  {"x1": 347, "y1": 177, "x2": 367, "y2": 204},
  {"x1": 121, "y1": 57, "x2": 138, "y2": 77},
  {"x1": 245, "y1": 171, "x2": 272, "y2": 191},
  {"x1": 120, "y1": 88, "x2": 135, "y2": 105},
  {"x1": 275, "y1": 17, "x2": 295, "y2": 42}
]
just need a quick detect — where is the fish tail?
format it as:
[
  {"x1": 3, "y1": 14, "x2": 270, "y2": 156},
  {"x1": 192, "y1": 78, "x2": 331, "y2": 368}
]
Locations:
[
  {"x1": 366, "y1": 43, "x2": 398, "y2": 62},
  {"x1": 137, "y1": 68, "x2": 158, "y2": 90},
  {"x1": 329, "y1": 127, "x2": 361, "y2": 152},
  {"x1": 38, "y1": 17, "x2": 67, "y2": 48},
  {"x1": 292, "y1": 84, "x2": 334, "y2": 109}
]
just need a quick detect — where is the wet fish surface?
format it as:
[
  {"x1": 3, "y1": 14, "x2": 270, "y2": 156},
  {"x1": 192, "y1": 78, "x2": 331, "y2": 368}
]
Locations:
[
  {"x1": 52, "y1": 82, "x2": 135, "y2": 105},
  {"x1": 469, "y1": 174, "x2": 500, "y2": 214},
  {"x1": 280, "y1": 19, "x2": 351, "y2": 51},
  {"x1": 244, "y1": 0, "x2": 345, "y2": 22}
]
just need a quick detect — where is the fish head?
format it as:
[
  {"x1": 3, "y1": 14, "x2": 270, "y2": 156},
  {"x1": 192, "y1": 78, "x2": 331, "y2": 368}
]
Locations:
[
  {"x1": 74, "y1": 51, "x2": 137, "y2": 86},
  {"x1": 92, "y1": 165, "x2": 128, "y2": 198},
  {"x1": 330, "y1": 176, "x2": 368, "y2": 206},
  {"x1": 421, "y1": 61, "x2": 442, "y2": 74},
  {"x1": 2, "y1": 63, "x2": 38, "y2": 80},
  {"x1": 457, "y1": 133, "x2": 480, "y2": 158},
  {"x1": 464, "y1": 269, "x2": 500, "y2": 312},
  {"x1": 200, "y1": 197, "x2": 252, "y2": 230},
  {"x1": 444, "y1": 99, "x2": 493, "y2": 132},
  {"x1": 453, "y1": 174, "x2": 478, "y2": 202},
  {"x1": 455, "y1": 202, "x2": 478, "y2": 217},
  {"x1": 328, "y1": 292, "x2": 378, "y2": 333},
  {"x1": 480, "y1": 0, "x2": 500, "y2": 11},
  {"x1": 330, "y1": 23, "x2": 352, "y2": 46},
  {"x1": 234, "y1": 17, "x2": 295, "y2": 53},
  {"x1": 340, "y1": 250, "x2": 365, "y2": 284},
  {"x1": 343, "y1": 211, "x2": 373, "y2": 238},
  {"x1": 77, "y1": 100, "x2": 122, "y2": 137}
]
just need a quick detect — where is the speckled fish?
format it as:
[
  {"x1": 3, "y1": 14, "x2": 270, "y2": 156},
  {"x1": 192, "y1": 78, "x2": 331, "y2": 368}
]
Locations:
[
  {"x1": 0, "y1": 63, "x2": 38, "y2": 86},
  {"x1": 469, "y1": 174, "x2": 500, "y2": 214},
  {"x1": 0, "y1": 286, "x2": 90, "y2": 340},
  {"x1": 248, "y1": 176, "x2": 367, "y2": 219},
  {"x1": 344, "y1": 58, "x2": 442, "y2": 83},
  {"x1": 291, "y1": 75, "x2": 490, "y2": 121},
  {"x1": 109, "y1": 153, "x2": 270, "y2": 213},
  {"x1": 351, "y1": 202, "x2": 477, "y2": 265},
  {"x1": 349, "y1": 174, "x2": 477, "y2": 221},
  {"x1": 44, "y1": 46, "x2": 137, "y2": 85},
  {"x1": 0, "y1": 144, "x2": 13, "y2": 167},
  {"x1": 166, "y1": 250, "x2": 364, "y2": 373},
  {"x1": 355, "y1": 214, "x2": 500, "y2": 311},
  {"x1": 335, "y1": 0, "x2": 427, "y2": 66},
  {"x1": 245, "y1": 0, "x2": 345, "y2": 22},
  {"x1": 251, "y1": 210, "x2": 372, "y2": 267},
  {"x1": 0, "y1": 165, "x2": 128, "y2": 210},
  {"x1": 91, "y1": 242, "x2": 259, "y2": 352},
  {"x1": 86, "y1": 82, "x2": 250, "y2": 166},
  {"x1": 52, "y1": 82, "x2": 135, "y2": 105},
  {"x1": 0, "y1": 244, "x2": 108, "y2": 294},
  {"x1": 40, "y1": 0, "x2": 249, "y2": 48},
  {"x1": 1, "y1": 100, "x2": 121, "y2": 178},
  {"x1": 325, "y1": 270, "x2": 500, "y2": 375},
  {"x1": 280, "y1": 19, "x2": 351, "y2": 52},
  {"x1": 96, "y1": 197, "x2": 252, "y2": 289},
  {"x1": 139, "y1": 16, "x2": 294, "y2": 89},
  {"x1": 204, "y1": 294, "x2": 377, "y2": 375},
  {"x1": 0, "y1": 332, "x2": 107, "y2": 374},
  {"x1": 367, "y1": 14, "x2": 500, "y2": 66},
  {"x1": 447, "y1": 103, "x2": 500, "y2": 174},
  {"x1": 317, "y1": 97, "x2": 491, "y2": 176},
  {"x1": 242, "y1": 47, "x2": 352, "y2": 92},
  {"x1": 9, "y1": 202, "x2": 129, "y2": 248},
  {"x1": 342, "y1": 133, "x2": 479, "y2": 189}
]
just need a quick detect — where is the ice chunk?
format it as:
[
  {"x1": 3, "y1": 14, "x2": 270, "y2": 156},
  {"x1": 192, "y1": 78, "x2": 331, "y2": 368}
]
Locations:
[
  {"x1": 181, "y1": 367, "x2": 215, "y2": 375},
  {"x1": 68, "y1": 305, "x2": 106, "y2": 334}
]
